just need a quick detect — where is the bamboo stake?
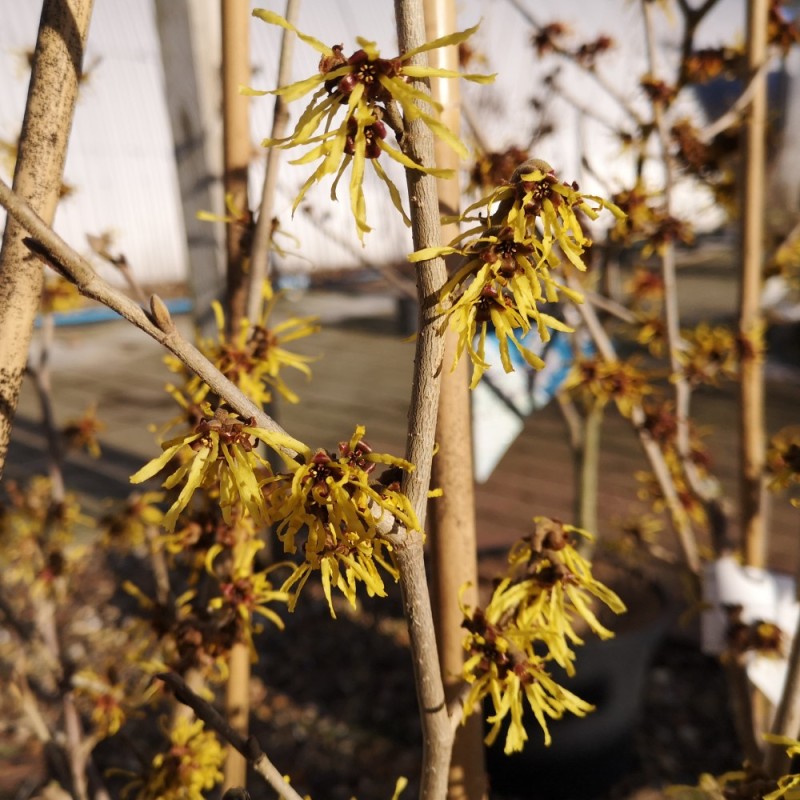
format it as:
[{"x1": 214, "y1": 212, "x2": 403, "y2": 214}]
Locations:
[
  {"x1": 0, "y1": 0, "x2": 94, "y2": 480},
  {"x1": 422, "y1": 0, "x2": 486, "y2": 797},
  {"x1": 739, "y1": 0, "x2": 770, "y2": 569},
  {"x1": 222, "y1": 0, "x2": 252, "y2": 334},
  {"x1": 221, "y1": 3, "x2": 254, "y2": 787}
]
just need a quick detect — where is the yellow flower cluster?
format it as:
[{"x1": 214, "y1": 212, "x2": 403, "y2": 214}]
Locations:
[
  {"x1": 130, "y1": 405, "x2": 278, "y2": 531},
  {"x1": 128, "y1": 718, "x2": 224, "y2": 800},
  {"x1": 206, "y1": 538, "x2": 289, "y2": 652},
  {"x1": 767, "y1": 425, "x2": 800, "y2": 494},
  {"x1": 166, "y1": 285, "x2": 318, "y2": 408},
  {"x1": 132, "y1": 416, "x2": 418, "y2": 617},
  {"x1": 666, "y1": 735, "x2": 800, "y2": 800},
  {"x1": 411, "y1": 159, "x2": 623, "y2": 387},
  {"x1": 679, "y1": 322, "x2": 739, "y2": 386},
  {"x1": 460, "y1": 517, "x2": 625, "y2": 752},
  {"x1": 249, "y1": 10, "x2": 493, "y2": 241},
  {"x1": 564, "y1": 355, "x2": 654, "y2": 418},
  {"x1": 265, "y1": 425, "x2": 418, "y2": 616}
]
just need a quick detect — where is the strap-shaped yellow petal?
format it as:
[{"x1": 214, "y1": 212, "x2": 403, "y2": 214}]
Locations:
[
  {"x1": 372, "y1": 158, "x2": 411, "y2": 227},
  {"x1": 163, "y1": 444, "x2": 214, "y2": 530},
  {"x1": 402, "y1": 65, "x2": 495, "y2": 84},
  {"x1": 400, "y1": 21, "x2": 482, "y2": 61},
  {"x1": 252, "y1": 9, "x2": 332, "y2": 55},
  {"x1": 130, "y1": 439, "x2": 196, "y2": 484},
  {"x1": 408, "y1": 245, "x2": 458, "y2": 263},
  {"x1": 377, "y1": 139, "x2": 452, "y2": 177}
]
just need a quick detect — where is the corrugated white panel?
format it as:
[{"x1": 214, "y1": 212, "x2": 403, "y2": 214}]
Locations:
[
  {"x1": 0, "y1": 0, "x2": 187, "y2": 287},
  {"x1": 0, "y1": 0, "x2": 749, "y2": 289}
]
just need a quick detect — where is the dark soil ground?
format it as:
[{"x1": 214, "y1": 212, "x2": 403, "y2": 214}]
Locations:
[{"x1": 0, "y1": 540, "x2": 744, "y2": 800}]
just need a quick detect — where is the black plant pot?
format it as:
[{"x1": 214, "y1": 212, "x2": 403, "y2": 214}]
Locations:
[{"x1": 485, "y1": 583, "x2": 670, "y2": 800}]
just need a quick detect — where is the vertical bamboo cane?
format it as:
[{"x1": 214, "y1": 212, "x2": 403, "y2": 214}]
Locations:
[
  {"x1": 221, "y1": 0, "x2": 252, "y2": 789},
  {"x1": 423, "y1": 1, "x2": 487, "y2": 798},
  {"x1": 739, "y1": 0, "x2": 770, "y2": 569},
  {"x1": 222, "y1": 0, "x2": 252, "y2": 334},
  {"x1": 0, "y1": 0, "x2": 94, "y2": 479}
]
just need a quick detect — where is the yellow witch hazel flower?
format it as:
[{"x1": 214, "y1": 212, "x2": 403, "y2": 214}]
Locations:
[
  {"x1": 460, "y1": 517, "x2": 625, "y2": 753},
  {"x1": 206, "y1": 538, "x2": 289, "y2": 649},
  {"x1": 411, "y1": 159, "x2": 623, "y2": 387},
  {"x1": 130, "y1": 404, "x2": 283, "y2": 531},
  {"x1": 126, "y1": 717, "x2": 224, "y2": 800},
  {"x1": 264, "y1": 425, "x2": 418, "y2": 616},
  {"x1": 167, "y1": 282, "x2": 318, "y2": 408},
  {"x1": 248, "y1": 9, "x2": 493, "y2": 241}
]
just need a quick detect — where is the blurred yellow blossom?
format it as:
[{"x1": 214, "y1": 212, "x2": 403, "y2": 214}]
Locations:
[
  {"x1": 127, "y1": 718, "x2": 224, "y2": 800},
  {"x1": 167, "y1": 284, "x2": 318, "y2": 408}
]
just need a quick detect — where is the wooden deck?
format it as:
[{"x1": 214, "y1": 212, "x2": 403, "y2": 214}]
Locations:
[{"x1": 8, "y1": 289, "x2": 799, "y2": 573}]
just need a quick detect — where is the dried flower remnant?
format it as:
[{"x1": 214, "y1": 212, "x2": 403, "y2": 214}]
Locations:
[
  {"x1": 682, "y1": 46, "x2": 743, "y2": 83},
  {"x1": 640, "y1": 74, "x2": 677, "y2": 107},
  {"x1": 460, "y1": 517, "x2": 624, "y2": 752},
  {"x1": 248, "y1": 10, "x2": 493, "y2": 240},
  {"x1": 574, "y1": 34, "x2": 614, "y2": 67},
  {"x1": 531, "y1": 22, "x2": 571, "y2": 57}
]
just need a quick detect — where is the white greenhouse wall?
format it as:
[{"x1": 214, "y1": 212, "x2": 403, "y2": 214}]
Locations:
[{"x1": 0, "y1": 0, "x2": 766, "y2": 290}]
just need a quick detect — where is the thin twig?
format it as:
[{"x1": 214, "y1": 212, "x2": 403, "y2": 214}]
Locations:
[
  {"x1": 697, "y1": 60, "x2": 771, "y2": 145},
  {"x1": 299, "y1": 206, "x2": 418, "y2": 299},
  {"x1": 504, "y1": 0, "x2": 646, "y2": 129},
  {"x1": 28, "y1": 314, "x2": 66, "y2": 504},
  {"x1": 566, "y1": 270, "x2": 701, "y2": 574},
  {"x1": 641, "y1": 0, "x2": 728, "y2": 549},
  {"x1": 247, "y1": 0, "x2": 301, "y2": 322},
  {"x1": 157, "y1": 672, "x2": 305, "y2": 800}
]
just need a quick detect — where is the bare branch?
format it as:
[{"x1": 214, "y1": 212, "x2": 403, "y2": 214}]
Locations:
[
  {"x1": 158, "y1": 672, "x2": 306, "y2": 800},
  {"x1": 504, "y1": 0, "x2": 646, "y2": 128},
  {"x1": 565, "y1": 270, "x2": 701, "y2": 574}
]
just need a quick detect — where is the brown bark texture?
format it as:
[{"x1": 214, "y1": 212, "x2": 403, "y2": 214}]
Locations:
[{"x1": 0, "y1": 0, "x2": 95, "y2": 479}]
